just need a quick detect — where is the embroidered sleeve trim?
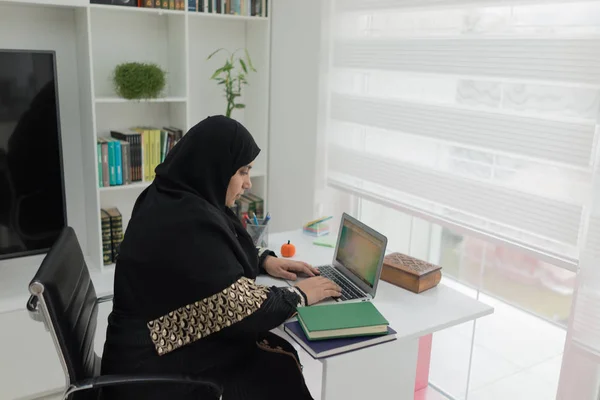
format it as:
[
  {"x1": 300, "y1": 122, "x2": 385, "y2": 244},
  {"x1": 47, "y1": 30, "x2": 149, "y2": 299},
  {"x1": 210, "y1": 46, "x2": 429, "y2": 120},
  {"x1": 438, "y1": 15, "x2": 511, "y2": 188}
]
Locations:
[
  {"x1": 147, "y1": 276, "x2": 269, "y2": 356},
  {"x1": 257, "y1": 247, "x2": 270, "y2": 259},
  {"x1": 286, "y1": 287, "x2": 305, "y2": 307}
]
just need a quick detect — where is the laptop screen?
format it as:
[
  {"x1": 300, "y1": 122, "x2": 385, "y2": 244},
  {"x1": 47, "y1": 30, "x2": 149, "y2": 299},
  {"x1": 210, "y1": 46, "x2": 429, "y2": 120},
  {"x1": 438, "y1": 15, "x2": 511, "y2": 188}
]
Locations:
[{"x1": 335, "y1": 218, "x2": 386, "y2": 288}]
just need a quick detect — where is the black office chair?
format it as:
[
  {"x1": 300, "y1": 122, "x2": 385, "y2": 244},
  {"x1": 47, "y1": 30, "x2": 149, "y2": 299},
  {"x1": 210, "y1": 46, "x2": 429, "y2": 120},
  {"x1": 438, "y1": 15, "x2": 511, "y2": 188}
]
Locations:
[{"x1": 26, "y1": 226, "x2": 223, "y2": 399}]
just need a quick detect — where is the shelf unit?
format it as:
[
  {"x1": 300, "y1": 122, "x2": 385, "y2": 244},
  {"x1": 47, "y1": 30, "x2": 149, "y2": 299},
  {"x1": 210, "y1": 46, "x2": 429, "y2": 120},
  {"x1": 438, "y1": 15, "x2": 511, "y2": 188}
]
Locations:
[{"x1": 0, "y1": 0, "x2": 271, "y2": 273}]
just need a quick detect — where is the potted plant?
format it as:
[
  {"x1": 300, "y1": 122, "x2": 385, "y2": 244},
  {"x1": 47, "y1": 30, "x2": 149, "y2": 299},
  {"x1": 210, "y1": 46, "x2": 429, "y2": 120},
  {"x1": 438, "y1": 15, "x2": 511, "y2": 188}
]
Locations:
[
  {"x1": 207, "y1": 48, "x2": 256, "y2": 117},
  {"x1": 112, "y1": 62, "x2": 166, "y2": 100}
]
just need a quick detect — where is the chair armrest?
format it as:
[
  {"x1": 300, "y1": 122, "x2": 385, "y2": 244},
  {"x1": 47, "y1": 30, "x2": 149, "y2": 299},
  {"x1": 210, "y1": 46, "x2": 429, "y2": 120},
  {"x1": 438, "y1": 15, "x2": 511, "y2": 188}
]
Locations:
[
  {"x1": 64, "y1": 373, "x2": 223, "y2": 399},
  {"x1": 96, "y1": 294, "x2": 114, "y2": 304},
  {"x1": 26, "y1": 295, "x2": 46, "y2": 326}
]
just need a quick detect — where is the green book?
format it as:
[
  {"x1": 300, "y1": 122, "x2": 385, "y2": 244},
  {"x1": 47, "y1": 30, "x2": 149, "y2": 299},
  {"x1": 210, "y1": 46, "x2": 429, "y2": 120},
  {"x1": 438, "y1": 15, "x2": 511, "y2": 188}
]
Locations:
[{"x1": 297, "y1": 302, "x2": 389, "y2": 341}]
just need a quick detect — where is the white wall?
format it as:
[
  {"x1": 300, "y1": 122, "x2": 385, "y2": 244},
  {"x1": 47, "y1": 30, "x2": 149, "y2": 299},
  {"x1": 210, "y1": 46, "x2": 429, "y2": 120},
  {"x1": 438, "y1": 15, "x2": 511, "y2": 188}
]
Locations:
[
  {"x1": 0, "y1": 4, "x2": 90, "y2": 291},
  {"x1": 268, "y1": 0, "x2": 324, "y2": 232}
]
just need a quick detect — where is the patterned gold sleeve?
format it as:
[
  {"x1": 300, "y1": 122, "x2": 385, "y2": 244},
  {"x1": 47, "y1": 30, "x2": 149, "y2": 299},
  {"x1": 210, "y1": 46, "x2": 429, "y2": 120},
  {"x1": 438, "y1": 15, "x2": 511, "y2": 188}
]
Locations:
[{"x1": 147, "y1": 277, "x2": 269, "y2": 356}]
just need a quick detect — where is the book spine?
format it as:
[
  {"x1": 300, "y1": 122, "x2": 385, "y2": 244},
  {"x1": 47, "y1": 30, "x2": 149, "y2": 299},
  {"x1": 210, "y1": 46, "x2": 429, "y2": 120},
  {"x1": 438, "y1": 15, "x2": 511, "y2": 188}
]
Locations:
[
  {"x1": 101, "y1": 142, "x2": 109, "y2": 187},
  {"x1": 160, "y1": 129, "x2": 165, "y2": 163},
  {"x1": 141, "y1": 131, "x2": 147, "y2": 181},
  {"x1": 110, "y1": 212, "x2": 123, "y2": 262},
  {"x1": 154, "y1": 129, "x2": 160, "y2": 178},
  {"x1": 97, "y1": 142, "x2": 102, "y2": 187},
  {"x1": 115, "y1": 140, "x2": 123, "y2": 185},
  {"x1": 108, "y1": 140, "x2": 116, "y2": 186},
  {"x1": 122, "y1": 141, "x2": 131, "y2": 185},
  {"x1": 135, "y1": 134, "x2": 141, "y2": 182},
  {"x1": 101, "y1": 210, "x2": 113, "y2": 264}
]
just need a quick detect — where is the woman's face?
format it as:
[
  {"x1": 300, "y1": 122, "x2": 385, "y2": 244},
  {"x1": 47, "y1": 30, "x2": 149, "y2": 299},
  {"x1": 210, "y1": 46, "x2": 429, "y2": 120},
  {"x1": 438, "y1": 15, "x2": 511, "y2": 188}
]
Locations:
[{"x1": 225, "y1": 162, "x2": 253, "y2": 207}]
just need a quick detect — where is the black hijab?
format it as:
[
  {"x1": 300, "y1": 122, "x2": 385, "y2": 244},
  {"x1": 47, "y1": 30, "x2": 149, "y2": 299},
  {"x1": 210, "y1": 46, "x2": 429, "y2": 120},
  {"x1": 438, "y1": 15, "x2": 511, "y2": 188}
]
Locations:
[{"x1": 114, "y1": 115, "x2": 261, "y2": 319}]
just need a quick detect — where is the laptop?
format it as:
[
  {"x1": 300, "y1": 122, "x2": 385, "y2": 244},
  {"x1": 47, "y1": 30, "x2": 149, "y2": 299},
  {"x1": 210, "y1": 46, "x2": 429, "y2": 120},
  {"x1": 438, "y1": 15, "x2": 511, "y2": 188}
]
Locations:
[{"x1": 290, "y1": 213, "x2": 388, "y2": 304}]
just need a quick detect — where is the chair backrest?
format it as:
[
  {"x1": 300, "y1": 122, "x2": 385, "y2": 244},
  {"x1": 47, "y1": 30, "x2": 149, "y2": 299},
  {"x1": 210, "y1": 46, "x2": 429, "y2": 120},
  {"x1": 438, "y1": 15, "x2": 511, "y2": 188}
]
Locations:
[{"x1": 28, "y1": 226, "x2": 101, "y2": 389}]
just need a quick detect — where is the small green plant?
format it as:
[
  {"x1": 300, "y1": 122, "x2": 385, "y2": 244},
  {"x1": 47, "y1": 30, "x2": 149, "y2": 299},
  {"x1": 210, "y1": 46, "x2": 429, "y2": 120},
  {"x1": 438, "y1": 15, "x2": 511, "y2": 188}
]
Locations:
[
  {"x1": 207, "y1": 48, "x2": 256, "y2": 117},
  {"x1": 112, "y1": 62, "x2": 166, "y2": 100}
]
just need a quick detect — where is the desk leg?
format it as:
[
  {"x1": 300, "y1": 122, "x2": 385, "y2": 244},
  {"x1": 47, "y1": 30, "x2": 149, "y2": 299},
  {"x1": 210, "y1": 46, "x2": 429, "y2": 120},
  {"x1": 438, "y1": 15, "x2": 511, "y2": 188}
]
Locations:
[
  {"x1": 321, "y1": 337, "x2": 418, "y2": 400},
  {"x1": 415, "y1": 334, "x2": 433, "y2": 392}
]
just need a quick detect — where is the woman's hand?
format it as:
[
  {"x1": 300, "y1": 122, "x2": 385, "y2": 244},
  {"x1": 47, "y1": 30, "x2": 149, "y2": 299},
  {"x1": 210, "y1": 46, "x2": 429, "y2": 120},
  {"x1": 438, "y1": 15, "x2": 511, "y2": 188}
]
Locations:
[
  {"x1": 263, "y1": 256, "x2": 320, "y2": 280},
  {"x1": 295, "y1": 277, "x2": 342, "y2": 305}
]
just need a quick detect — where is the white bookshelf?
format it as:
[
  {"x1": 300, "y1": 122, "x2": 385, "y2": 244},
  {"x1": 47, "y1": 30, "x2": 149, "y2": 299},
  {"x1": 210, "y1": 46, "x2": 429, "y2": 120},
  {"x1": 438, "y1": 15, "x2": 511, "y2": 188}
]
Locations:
[
  {"x1": 94, "y1": 96, "x2": 188, "y2": 103},
  {"x1": 0, "y1": 0, "x2": 271, "y2": 274}
]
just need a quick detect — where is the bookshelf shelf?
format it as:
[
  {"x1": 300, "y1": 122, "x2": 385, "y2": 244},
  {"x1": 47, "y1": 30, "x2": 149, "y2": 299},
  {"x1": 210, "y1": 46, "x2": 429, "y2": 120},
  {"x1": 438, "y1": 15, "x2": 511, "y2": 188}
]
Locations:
[
  {"x1": 88, "y1": 4, "x2": 268, "y2": 21},
  {"x1": 89, "y1": 4, "x2": 185, "y2": 16},
  {"x1": 99, "y1": 182, "x2": 152, "y2": 192},
  {"x1": 188, "y1": 12, "x2": 268, "y2": 21},
  {"x1": 0, "y1": 0, "x2": 271, "y2": 274},
  {"x1": 95, "y1": 96, "x2": 188, "y2": 104}
]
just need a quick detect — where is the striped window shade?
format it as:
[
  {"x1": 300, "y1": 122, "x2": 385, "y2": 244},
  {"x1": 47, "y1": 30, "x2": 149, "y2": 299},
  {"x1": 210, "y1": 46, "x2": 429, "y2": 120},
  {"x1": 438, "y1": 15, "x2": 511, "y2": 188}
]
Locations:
[
  {"x1": 324, "y1": 0, "x2": 600, "y2": 267},
  {"x1": 559, "y1": 169, "x2": 600, "y2": 399},
  {"x1": 323, "y1": 1, "x2": 600, "y2": 396}
]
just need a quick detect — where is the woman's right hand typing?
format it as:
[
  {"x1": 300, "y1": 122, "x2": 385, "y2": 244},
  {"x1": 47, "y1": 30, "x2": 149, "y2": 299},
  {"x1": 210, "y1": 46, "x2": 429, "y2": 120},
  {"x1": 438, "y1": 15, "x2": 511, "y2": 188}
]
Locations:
[{"x1": 294, "y1": 276, "x2": 342, "y2": 305}]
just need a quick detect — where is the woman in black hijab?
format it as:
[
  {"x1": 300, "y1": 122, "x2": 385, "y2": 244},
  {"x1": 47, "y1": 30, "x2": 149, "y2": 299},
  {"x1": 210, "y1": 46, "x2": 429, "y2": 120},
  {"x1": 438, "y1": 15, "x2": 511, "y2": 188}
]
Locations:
[{"x1": 100, "y1": 116, "x2": 341, "y2": 400}]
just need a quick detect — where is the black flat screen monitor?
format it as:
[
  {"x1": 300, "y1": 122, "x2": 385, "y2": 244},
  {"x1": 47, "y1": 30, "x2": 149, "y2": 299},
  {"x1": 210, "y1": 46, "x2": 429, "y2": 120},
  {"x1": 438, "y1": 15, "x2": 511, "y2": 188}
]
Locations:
[{"x1": 0, "y1": 50, "x2": 66, "y2": 261}]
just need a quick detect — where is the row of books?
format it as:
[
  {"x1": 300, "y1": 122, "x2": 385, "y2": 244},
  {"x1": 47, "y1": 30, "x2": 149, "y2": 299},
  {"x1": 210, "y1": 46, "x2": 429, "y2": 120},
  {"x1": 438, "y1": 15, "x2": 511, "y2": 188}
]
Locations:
[
  {"x1": 231, "y1": 193, "x2": 264, "y2": 222},
  {"x1": 188, "y1": 0, "x2": 268, "y2": 17},
  {"x1": 90, "y1": 0, "x2": 267, "y2": 16},
  {"x1": 97, "y1": 127, "x2": 182, "y2": 188},
  {"x1": 91, "y1": 0, "x2": 185, "y2": 9},
  {"x1": 101, "y1": 207, "x2": 123, "y2": 265},
  {"x1": 139, "y1": 0, "x2": 185, "y2": 9},
  {"x1": 142, "y1": 0, "x2": 186, "y2": 9}
]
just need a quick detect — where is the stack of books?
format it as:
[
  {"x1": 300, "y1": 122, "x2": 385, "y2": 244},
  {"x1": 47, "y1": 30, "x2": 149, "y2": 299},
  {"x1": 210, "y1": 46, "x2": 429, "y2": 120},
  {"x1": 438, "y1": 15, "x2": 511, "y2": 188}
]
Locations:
[
  {"x1": 284, "y1": 302, "x2": 396, "y2": 359},
  {"x1": 232, "y1": 193, "x2": 264, "y2": 222},
  {"x1": 100, "y1": 207, "x2": 123, "y2": 265}
]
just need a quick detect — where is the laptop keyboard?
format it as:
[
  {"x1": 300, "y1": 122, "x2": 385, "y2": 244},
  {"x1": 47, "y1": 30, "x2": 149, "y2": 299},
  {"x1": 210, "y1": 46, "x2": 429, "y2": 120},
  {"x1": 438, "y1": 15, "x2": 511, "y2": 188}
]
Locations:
[{"x1": 318, "y1": 265, "x2": 364, "y2": 301}]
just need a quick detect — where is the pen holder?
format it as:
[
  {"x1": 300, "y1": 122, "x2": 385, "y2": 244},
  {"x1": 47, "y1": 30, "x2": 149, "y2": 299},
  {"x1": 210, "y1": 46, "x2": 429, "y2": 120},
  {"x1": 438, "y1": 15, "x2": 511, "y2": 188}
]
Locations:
[{"x1": 246, "y1": 220, "x2": 269, "y2": 248}]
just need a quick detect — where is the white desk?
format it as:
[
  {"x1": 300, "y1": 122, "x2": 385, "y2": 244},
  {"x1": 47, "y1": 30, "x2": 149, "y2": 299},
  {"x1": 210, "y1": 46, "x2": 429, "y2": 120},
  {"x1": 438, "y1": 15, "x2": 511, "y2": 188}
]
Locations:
[
  {"x1": 259, "y1": 230, "x2": 494, "y2": 400},
  {"x1": 0, "y1": 229, "x2": 492, "y2": 400}
]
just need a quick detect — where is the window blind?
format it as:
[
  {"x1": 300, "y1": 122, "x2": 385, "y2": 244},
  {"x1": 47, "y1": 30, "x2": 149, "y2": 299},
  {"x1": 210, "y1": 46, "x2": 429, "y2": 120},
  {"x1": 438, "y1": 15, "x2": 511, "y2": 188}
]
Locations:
[
  {"x1": 559, "y1": 173, "x2": 600, "y2": 399},
  {"x1": 324, "y1": 0, "x2": 600, "y2": 264},
  {"x1": 322, "y1": 1, "x2": 600, "y2": 397}
]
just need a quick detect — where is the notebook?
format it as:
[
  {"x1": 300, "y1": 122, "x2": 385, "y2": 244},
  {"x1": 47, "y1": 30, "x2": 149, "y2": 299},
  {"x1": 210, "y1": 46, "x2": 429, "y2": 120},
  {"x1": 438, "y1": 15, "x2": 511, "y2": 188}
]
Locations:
[
  {"x1": 296, "y1": 301, "x2": 389, "y2": 340},
  {"x1": 284, "y1": 320, "x2": 397, "y2": 359}
]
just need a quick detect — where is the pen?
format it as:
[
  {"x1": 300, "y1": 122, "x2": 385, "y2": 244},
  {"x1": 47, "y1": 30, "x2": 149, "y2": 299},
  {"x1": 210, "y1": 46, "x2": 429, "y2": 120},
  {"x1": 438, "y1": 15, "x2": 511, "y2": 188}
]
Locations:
[
  {"x1": 263, "y1": 212, "x2": 271, "y2": 225},
  {"x1": 253, "y1": 214, "x2": 259, "y2": 225}
]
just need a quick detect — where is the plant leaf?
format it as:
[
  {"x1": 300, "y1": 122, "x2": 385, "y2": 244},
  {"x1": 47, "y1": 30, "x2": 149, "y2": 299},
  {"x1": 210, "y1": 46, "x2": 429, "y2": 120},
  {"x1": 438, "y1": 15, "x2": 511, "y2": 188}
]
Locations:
[
  {"x1": 239, "y1": 59, "x2": 248, "y2": 74},
  {"x1": 207, "y1": 48, "x2": 225, "y2": 60},
  {"x1": 244, "y1": 49, "x2": 256, "y2": 71},
  {"x1": 210, "y1": 68, "x2": 225, "y2": 80},
  {"x1": 235, "y1": 104, "x2": 246, "y2": 109}
]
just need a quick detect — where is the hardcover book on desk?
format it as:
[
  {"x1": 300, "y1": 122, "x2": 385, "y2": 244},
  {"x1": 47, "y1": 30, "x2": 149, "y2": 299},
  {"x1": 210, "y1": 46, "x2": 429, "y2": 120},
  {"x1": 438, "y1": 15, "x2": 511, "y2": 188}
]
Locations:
[
  {"x1": 284, "y1": 320, "x2": 396, "y2": 359},
  {"x1": 296, "y1": 301, "x2": 389, "y2": 340}
]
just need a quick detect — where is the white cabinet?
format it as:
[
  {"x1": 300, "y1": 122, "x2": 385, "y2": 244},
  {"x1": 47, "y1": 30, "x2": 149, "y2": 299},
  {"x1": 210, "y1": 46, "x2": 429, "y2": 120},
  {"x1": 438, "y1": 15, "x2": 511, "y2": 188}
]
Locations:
[{"x1": 0, "y1": 301, "x2": 112, "y2": 400}]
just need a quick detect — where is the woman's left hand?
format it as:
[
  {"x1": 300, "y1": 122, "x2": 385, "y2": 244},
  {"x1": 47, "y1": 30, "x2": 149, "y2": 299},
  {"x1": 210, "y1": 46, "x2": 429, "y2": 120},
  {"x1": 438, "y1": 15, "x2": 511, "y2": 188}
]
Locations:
[{"x1": 263, "y1": 256, "x2": 320, "y2": 280}]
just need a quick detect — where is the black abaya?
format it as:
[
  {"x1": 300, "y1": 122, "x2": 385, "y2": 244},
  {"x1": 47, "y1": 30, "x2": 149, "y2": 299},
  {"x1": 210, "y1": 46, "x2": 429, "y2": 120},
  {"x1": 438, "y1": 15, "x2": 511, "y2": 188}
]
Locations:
[{"x1": 100, "y1": 116, "x2": 313, "y2": 399}]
